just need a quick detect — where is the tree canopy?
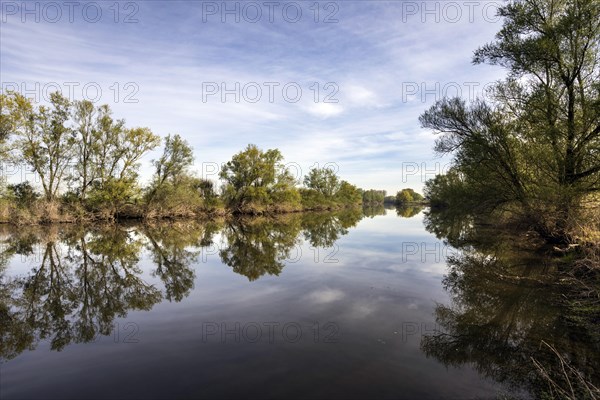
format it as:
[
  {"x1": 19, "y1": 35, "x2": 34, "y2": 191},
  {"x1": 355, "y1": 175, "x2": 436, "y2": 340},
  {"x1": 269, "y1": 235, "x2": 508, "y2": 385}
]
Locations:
[{"x1": 421, "y1": 0, "x2": 600, "y2": 241}]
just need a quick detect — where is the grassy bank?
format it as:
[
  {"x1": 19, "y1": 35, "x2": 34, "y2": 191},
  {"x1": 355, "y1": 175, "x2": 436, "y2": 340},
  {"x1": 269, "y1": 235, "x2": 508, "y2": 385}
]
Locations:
[{"x1": 0, "y1": 197, "x2": 365, "y2": 225}]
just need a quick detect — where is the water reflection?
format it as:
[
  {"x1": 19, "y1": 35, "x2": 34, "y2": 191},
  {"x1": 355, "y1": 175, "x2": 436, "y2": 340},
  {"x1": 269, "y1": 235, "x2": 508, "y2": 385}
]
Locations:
[
  {"x1": 1, "y1": 227, "x2": 163, "y2": 359},
  {"x1": 422, "y1": 209, "x2": 600, "y2": 398},
  {"x1": 362, "y1": 204, "x2": 424, "y2": 219},
  {"x1": 362, "y1": 205, "x2": 386, "y2": 218},
  {"x1": 219, "y1": 215, "x2": 301, "y2": 281},
  {"x1": 143, "y1": 222, "x2": 220, "y2": 301},
  {"x1": 302, "y1": 209, "x2": 362, "y2": 247},
  {"x1": 0, "y1": 210, "x2": 364, "y2": 360},
  {"x1": 395, "y1": 205, "x2": 424, "y2": 218}
]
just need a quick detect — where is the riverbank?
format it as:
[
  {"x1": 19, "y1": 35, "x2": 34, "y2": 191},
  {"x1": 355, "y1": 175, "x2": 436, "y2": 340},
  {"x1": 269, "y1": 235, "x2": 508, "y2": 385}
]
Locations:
[{"x1": 0, "y1": 198, "x2": 367, "y2": 226}]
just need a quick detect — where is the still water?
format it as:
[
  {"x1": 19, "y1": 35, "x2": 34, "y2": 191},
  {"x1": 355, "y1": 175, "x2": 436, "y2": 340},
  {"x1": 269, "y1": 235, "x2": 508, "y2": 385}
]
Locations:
[{"x1": 0, "y1": 207, "x2": 597, "y2": 399}]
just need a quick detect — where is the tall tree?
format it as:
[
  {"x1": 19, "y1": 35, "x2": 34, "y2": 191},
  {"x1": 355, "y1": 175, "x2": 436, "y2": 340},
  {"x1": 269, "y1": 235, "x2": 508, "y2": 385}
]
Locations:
[
  {"x1": 72, "y1": 100, "x2": 97, "y2": 199},
  {"x1": 220, "y1": 144, "x2": 299, "y2": 210},
  {"x1": 152, "y1": 134, "x2": 194, "y2": 187},
  {"x1": 78, "y1": 104, "x2": 160, "y2": 214},
  {"x1": 420, "y1": 0, "x2": 600, "y2": 240},
  {"x1": 89, "y1": 105, "x2": 159, "y2": 187},
  {"x1": 16, "y1": 92, "x2": 75, "y2": 201},
  {"x1": 0, "y1": 93, "x2": 16, "y2": 157},
  {"x1": 145, "y1": 134, "x2": 205, "y2": 213},
  {"x1": 303, "y1": 167, "x2": 341, "y2": 198}
]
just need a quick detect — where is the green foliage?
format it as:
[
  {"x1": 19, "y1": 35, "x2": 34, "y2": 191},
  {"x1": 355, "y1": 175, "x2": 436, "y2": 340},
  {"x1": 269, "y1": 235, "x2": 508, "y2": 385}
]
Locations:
[
  {"x1": 1, "y1": 91, "x2": 369, "y2": 219},
  {"x1": 396, "y1": 205, "x2": 423, "y2": 218},
  {"x1": 152, "y1": 134, "x2": 194, "y2": 186},
  {"x1": 1, "y1": 92, "x2": 159, "y2": 218},
  {"x1": 300, "y1": 167, "x2": 362, "y2": 210},
  {"x1": 6, "y1": 181, "x2": 39, "y2": 207},
  {"x1": 424, "y1": 169, "x2": 472, "y2": 209},
  {"x1": 197, "y1": 179, "x2": 219, "y2": 209},
  {"x1": 362, "y1": 189, "x2": 386, "y2": 204},
  {"x1": 71, "y1": 100, "x2": 96, "y2": 199},
  {"x1": 87, "y1": 177, "x2": 140, "y2": 216},
  {"x1": 299, "y1": 188, "x2": 333, "y2": 210},
  {"x1": 419, "y1": 0, "x2": 600, "y2": 241},
  {"x1": 220, "y1": 144, "x2": 300, "y2": 212},
  {"x1": 396, "y1": 188, "x2": 424, "y2": 204},
  {"x1": 145, "y1": 134, "x2": 205, "y2": 216},
  {"x1": 396, "y1": 190, "x2": 413, "y2": 204},
  {"x1": 303, "y1": 167, "x2": 341, "y2": 197},
  {"x1": 335, "y1": 180, "x2": 363, "y2": 205},
  {"x1": 0, "y1": 93, "x2": 18, "y2": 158},
  {"x1": 12, "y1": 92, "x2": 76, "y2": 200},
  {"x1": 146, "y1": 176, "x2": 211, "y2": 216}
]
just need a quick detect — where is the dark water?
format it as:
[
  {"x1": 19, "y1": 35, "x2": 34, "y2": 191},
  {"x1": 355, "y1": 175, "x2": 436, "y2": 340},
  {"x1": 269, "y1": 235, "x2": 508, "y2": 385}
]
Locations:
[{"x1": 0, "y1": 208, "x2": 597, "y2": 399}]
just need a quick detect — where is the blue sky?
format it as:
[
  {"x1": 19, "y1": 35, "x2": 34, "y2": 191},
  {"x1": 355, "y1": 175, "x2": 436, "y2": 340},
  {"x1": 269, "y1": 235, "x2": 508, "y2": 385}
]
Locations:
[{"x1": 0, "y1": 0, "x2": 506, "y2": 193}]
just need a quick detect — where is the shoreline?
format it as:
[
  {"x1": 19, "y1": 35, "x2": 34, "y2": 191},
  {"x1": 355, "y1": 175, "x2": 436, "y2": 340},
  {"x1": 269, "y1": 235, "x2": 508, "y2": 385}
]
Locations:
[{"x1": 0, "y1": 204, "x2": 375, "y2": 226}]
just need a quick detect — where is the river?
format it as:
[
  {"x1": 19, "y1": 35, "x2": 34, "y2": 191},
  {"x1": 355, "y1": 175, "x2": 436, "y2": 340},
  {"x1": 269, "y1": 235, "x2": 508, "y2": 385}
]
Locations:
[{"x1": 0, "y1": 207, "x2": 597, "y2": 399}]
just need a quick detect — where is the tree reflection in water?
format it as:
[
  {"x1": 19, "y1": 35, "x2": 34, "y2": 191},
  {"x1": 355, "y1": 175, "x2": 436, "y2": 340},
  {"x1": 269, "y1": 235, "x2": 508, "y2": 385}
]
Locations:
[
  {"x1": 301, "y1": 209, "x2": 362, "y2": 248},
  {"x1": 144, "y1": 221, "x2": 220, "y2": 301},
  {"x1": 219, "y1": 214, "x2": 302, "y2": 281},
  {"x1": 218, "y1": 210, "x2": 363, "y2": 281},
  {"x1": 395, "y1": 205, "x2": 424, "y2": 218},
  {"x1": 421, "y1": 209, "x2": 600, "y2": 398},
  {"x1": 363, "y1": 205, "x2": 386, "y2": 218},
  {"x1": 1, "y1": 226, "x2": 163, "y2": 359},
  {"x1": 0, "y1": 209, "x2": 365, "y2": 360}
]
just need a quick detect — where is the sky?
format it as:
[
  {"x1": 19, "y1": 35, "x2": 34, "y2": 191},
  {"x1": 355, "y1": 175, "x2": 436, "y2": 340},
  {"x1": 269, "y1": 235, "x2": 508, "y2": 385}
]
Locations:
[{"x1": 0, "y1": 0, "x2": 507, "y2": 194}]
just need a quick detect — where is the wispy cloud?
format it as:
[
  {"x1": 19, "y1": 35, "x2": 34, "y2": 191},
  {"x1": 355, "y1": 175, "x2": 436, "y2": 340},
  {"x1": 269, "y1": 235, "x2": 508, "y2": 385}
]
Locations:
[{"x1": 0, "y1": 1, "x2": 506, "y2": 192}]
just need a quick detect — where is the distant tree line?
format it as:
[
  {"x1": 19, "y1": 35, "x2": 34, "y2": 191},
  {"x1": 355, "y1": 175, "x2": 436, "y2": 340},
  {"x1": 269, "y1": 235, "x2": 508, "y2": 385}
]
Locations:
[
  {"x1": 360, "y1": 188, "x2": 425, "y2": 206},
  {"x1": 1, "y1": 92, "x2": 412, "y2": 222}
]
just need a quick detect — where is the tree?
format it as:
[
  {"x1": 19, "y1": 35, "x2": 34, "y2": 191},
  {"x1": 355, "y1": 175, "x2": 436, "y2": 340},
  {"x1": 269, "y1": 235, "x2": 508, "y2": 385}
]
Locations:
[
  {"x1": 396, "y1": 189, "x2": 413, "y2": 204},
  {"x1": 362, "y1": 189, "x2": 386, "y2": 204},
  {"x1": 89, "y1": 105, "x2": 159, "y2": 189},
  {"x1": 145, "y1": 134, "x2": 200, "y2": 213},
  {"x1": 303, "y1": 167, "x2": 341, "y2": 197},
  {"x1": 0, "y1": 93, "x2": 17, "y2": 159},
  {"x1": 396, "y1": 188, "x2": 424, "y2": 204},
  {"x1": 84, "y1": 107, "x2": 160, "y2": 214},
  {"x1": 15, "y1": 92, "x2": 76, "y2": 201},
  {"x1": 219, "y1": 144, "x2": 300, "y2": 211},
  {"x1": 335, "y1": 180, "x2": 363, "y2": 205},
  {"x1": 420, "y1": 0, "x2": 600, "y2": 241},
  {"x1": 0, "y1": 93, "x2": 18, "y2": 193},
  {"x1": 423, "y1": 170, "x2": 471, "y2": 209},
  {"x1": 71, "y1": 100, "x2": 97, "y2": 199},
  {"x1": 152, "y1": 134, "x2": 194, "y2": 187},
  {"x1": 91, "y1": 105, "x2": 124, "y2": 186},
  {"x1": 7, "y1": 181, "x2": 39, "y2": 207}
]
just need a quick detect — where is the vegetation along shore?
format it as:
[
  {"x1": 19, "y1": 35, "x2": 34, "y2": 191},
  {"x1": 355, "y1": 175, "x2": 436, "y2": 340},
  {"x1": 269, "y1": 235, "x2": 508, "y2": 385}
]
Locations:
[{"x1": 0, "y1": 93, "x2": 422, "y2": 224}]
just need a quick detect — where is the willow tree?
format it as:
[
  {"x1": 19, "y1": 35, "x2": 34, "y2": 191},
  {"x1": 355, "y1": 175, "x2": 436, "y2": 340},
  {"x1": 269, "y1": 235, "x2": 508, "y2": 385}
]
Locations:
[
  {"x1": 0, "y1": 94, "x2": 15, "y2": 159},
  {"x1": 220, "y1": 144, "x2": 300, "y2": 212},
  {"x1": 72, "y1": 100, "x2": 98, "y2": 199},
  {"x1": 145, "y1": 134, "x2": 210, "y2": 214},
  {"x1": 303, "y1": 167, "x2": 341, "y2": 198},
  {"x1": 11, "y1": 92, "x2": 75, "y2": 201},
  {"x1": 420, "y1": 0, "x2": 600, "y2": 241}
]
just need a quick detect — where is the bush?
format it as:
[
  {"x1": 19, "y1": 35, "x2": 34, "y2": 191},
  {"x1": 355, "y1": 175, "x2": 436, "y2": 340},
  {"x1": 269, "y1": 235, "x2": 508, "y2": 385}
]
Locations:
[{"x1": 7, "y1": 181, "x2": 39, "y2": 208}]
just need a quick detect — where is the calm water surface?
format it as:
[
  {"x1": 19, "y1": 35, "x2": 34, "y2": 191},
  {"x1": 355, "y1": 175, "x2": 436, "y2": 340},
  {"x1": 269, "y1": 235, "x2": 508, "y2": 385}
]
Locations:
[{"x1": 0, "y1": 208, "x2": 596, "y2": 399}]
